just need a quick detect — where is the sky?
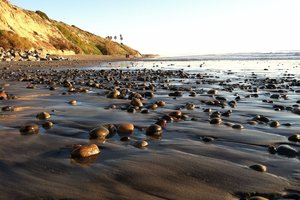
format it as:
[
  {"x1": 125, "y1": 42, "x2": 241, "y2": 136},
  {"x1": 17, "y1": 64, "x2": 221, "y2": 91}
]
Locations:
[{"x1": 10, "y1": 0, "x2": 300, "y2": 56}]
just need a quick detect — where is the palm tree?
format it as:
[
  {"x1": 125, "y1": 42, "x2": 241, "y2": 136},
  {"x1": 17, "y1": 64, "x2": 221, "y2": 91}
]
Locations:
[
  {"x1": 120, "y1": 34, "x2": 123, "y2": 44},
  {"x1": 114, "y1": 36, "x2": 117, "y2": 41}
]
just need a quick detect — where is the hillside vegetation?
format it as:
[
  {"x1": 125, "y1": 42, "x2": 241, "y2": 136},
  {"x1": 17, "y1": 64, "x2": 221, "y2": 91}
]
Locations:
[{"x1": 0, "y1": 0, "x2": 141, "y2": 56}]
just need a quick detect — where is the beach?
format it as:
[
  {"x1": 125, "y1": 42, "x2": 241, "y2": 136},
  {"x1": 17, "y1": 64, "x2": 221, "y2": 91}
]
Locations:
[{"x1": 0, "y1": 58, "x2": 300, "y2": 200}]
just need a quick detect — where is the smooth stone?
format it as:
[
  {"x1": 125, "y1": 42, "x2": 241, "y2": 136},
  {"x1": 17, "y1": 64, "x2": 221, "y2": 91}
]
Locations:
[
  {"x1": 249, "y1": 164, "x2": 267, "y2": 172},
  {"x1": 270, "y1": 94, "x2": 280, "y2": 99},
  {"x1": 0, "y1": 91, "x2": 8, "y2": 100},
  {"x1": 207, "y1": 89, "x2": 218, "y2": 95},
  {"x1": 186, "y1": 102, "x2": 195, "y2": 110},
  {"x1": 148, "y1": 104, "x2": 158, "y2": 110},
  {"x1": 292, "y1": 108, "x2": 300, "y2": 115},
  {"x1": 202, "y1": 136, "x2": 214, "y2": 142},
  {"x1": 89, "y1": 126, "x2": 110, "y2": 140},
  {"x1": 20, "y1": 124, "x2": 39, "y2": 135},
  {"x1": 107, "y1": 90, "x2": 120, "y2": 98},
  {"x1": 269, "y1": 121, "x2": 280, "y2": 127},
  {"x1": 268, "y1": 146, "x2": 277, "y2": 154},
  {"x1": 2, "y1": 106, "x2": 14, "y2": 111},
  {"x1": 210, "y1": 118, "x2": 222, "y2": 125},
  {"x1": 277, "y1": 145, "x2": 298, "y2": 157},
  {"x1": 102, "y1": 124, "x2": 117, "y2": 137},
  {"x1": 146, "y1": 124, "x2": 162, "y2": 137},
  {"x1": 253, "y1": 115, "x2": 270, "y2": 123},
  {"x1": 155, "y1": 119, "x2": 167, "y2": 129},
  {"x1": 120, "y1": 136, "x2": 130, "y2": 141},
  {"x1": 117, "y1": 123, "x2": 134, "y2": 135},
  {"x1": 42, "y1": 121, "x2": 53, "y2": 129},
  {"x1": 288, "y1": 134, "x2": 300, "y2": 142},
  {"x1": 223, "y1": 122, "x2": 234, "y2": 127},
  {"x1": 232, "y1": 124, "x2": 244, "y2": 129},
  {"x1": 156, "y1": 101, "x2": 166, "y2": 107},
  {"x1": 249, "y1": 196, "x2": 269, "y2": 200},
  {"x1": 71, "y1": 144, "x2": 100, "y2": 158},
  {"x1": 68, "y1": 100, "x2": 77, "y2": 105},
  {"x1": 134, "y1": 140, "x2": 148, "y2": 148},
  {"x1": 169, "y1": 110, "x2": 182, "y2": 118},
  {"x1": 131, "y1": 97, "x2": 143, "y2": 107},
  {"x1": 248, "y1": 121, "x2": 258, "y2": 125},
  {"x1": 36, "y1": 112, "x2": 51, "y2": 120}
]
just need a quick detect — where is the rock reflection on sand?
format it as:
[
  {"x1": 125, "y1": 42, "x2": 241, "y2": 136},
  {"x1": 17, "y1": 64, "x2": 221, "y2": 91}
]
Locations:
[{"x1": 0, "y1": 60, "x2": 300, "y2": 200}]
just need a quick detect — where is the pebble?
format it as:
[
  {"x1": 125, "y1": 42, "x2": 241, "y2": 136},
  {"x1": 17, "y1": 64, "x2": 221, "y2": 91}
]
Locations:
[
  {"x1": 71, "y1": 144, "x2": 100, "y2": 158},
  {"x1": 42, "y1": 121, "x2": 53, "y2": 129},
  {"x1": 155, "y1": 119, "x2": 167, "y2": 129},
  {"x1": 131, "y1": 98, "x2": 143, "y2": 107},
  {"x1": 207, "y1": 89, "x2": 218, "y2": 95},
  {"x1": 36, "y1": 112, "x2": 51, "y2": 120},
  {"x1": 288, "y1": 134, "x2": 300, "y2": 142},
  {"x1": 202, "y1": 136, "x2": 214, "y2": 142},
  {"x1": 2, "y1": 106, "x2": 14, "y2": 111},
  {"x1": 277, "y1": 145, "x2": 298, "y2": 157},
  {"x1": 269, "y1": 121, "x2": 280, "y2": 128},
  {"x1": 156, "y1": 101, "x2": 166, "y2": 107},
  {"x1": 120, "y1": 136, "x2": 130, "y2": 141},
  {"x1": 117, "y1": 123, "x2": 134, "y2": 135},
  {"x1": 0, "y1": 91, "x2": 8, "y2": 100},
  {"x1": 89, "y1": 126, "x2": 110, "y2": 140},
  {"x1": 253, "y1": 115, "x2": 270, "y2": 123},
  {"x1": 134, "y1": 140, "x2": 148, "y2": 148},
  {"x1": 249, "y1": 196, "x2": 269, "y2": 200},
  {"x1": 249, "y1": 164, "x2": 267, "y2": 172},
  {"x1": 186, "y1": 102, "x2": 195, "y2": 110},
  {"x1": 146, "y1": 124, "x2": 163, "y2": 137},
  {"x1": 210, "y1": 118, "x2": 222, "y2": 125},
  {"x1": 248, "y1": 121, "x2": 258, "y2": 125},
  {"x1": 232, "y1": 124, "x2": 244, "y2": 129},
  {"x1": 68, "y1": 100, "x2": 77, "y2": 105},
  {"x1": 20, "y1": 124, "x2": 39, "y2": 135}
]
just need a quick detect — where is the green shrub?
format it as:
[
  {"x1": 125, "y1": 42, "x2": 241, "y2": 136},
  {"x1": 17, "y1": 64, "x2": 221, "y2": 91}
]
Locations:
[
  {"x1": 0, "y1": 30, "x2": 33, "y2": 50},
  {"x1": 35, "y1": 10, "x2": 50, "y2": 20}
]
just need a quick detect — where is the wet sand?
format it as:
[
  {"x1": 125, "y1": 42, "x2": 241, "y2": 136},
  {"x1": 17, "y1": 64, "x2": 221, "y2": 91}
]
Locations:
[{"x1": 0, "y1": 59, "x2": 300, "y2": 200}]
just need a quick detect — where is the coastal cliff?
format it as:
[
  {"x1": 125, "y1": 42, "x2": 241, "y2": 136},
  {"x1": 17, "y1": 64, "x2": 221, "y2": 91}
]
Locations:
[{"x1": 0, "y1": 0, "x2": 141, "y2": 56}]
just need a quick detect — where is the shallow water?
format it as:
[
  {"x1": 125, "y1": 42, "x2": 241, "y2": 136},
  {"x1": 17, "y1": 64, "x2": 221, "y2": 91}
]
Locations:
[{"x1": 0, "y1": 59, "x2": 300, "y2": 199}]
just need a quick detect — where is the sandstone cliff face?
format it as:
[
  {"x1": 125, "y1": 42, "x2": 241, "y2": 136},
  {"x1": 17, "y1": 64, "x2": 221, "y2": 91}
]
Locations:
[{"x1": 0, "y1": 0, "x2": 141, "y2": 56}]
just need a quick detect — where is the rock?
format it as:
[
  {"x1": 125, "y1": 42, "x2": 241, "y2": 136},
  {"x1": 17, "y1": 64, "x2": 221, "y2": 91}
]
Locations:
[
  {"x1": 268, "y1": 145, "x2": 277, "y2": 154},
  {"x1": 120, "y1": 136, "x2": 130, "y2": 141},
  {"x1": 42, "y1": 121, "x2": 53, "y2": 129},
  {"x1": 277, "y1": 145, "x2": 298, "y2": 157},
  {"x1": 20, "y1": 124, "x2": 39, "y2": 135},
  {"x1": 2, "y1": 106, "x2": 14, "y2": 111},
  {"x1": 248, "y1": 121, "x2": 258, "y2": 125},
  {"x1": 207, "y1": 89, "x2": 218, "y2": 95},
  {"x1": 269, "y1": 121, "x2": 280, "y2": 127},
  {"x1": 253, "y1": 115, "x2": 270, "y2": 123},
  {"x1": 89, "y1": 126, "x2": 110, "y2": 140},
  {"x1": 102, "y1": 124, "x2": 117, "y2": 137},
  {"x1": 232, "y1": 124, "x2": 244, "y2": 129},
  {"x1": 71, "y1": 144, "x2": 100, "y2": 158},
  {"x1": 155, "y1": 119, "x2": 167, "y2": 129},
  {"x1": 68, "y1": 100, "x2": 77, "y2": 105},
  {"x1": 0, "y1": 91, "x2": 8, "y2": 100},
  {"x1": 107, "y1": 89, "x2": 120, "y2": 98},
  {"x1": 36, "y1": 112, "x2": 51, "y2": 119},
  {"x1": 117, "y1": 123, "x2": 134, "y2": 135},
  {"x1": 288, "y1": 134, "x2": 300, "y2": 142},
  {"x1": 186, "y1": 102, "x2": 195, "y2": 110},
  {"x1": 146, "y1": 124, "x2": 162, "y2": 137},
  {"x1": 156, "y1": 101, "x2": 166, "y2": 107},
  {"x1": 270, "y1": 94, "x2": 280, "y2": 99},
  {"x1": 249, "y1": 196, "x2": 269, "y2": 200},
  {"x1": 292, "y1": 108, "x2": 300, "y2": 115},
  {"x1": 249, "y1": 164, "x2": 267, "y2": 172},
  {"x1": 134, "y1": 140, "x2": 148, "y2": 148},
  {"x1": 148, "y1": 104, "x2": 158, "y2": 110},
  {"x1": 169, "y1": 110, "x2": 182, "y2": 118},
  {"x1": 202, "y1": 136, "x2": 214, "y2": 142},
  {"x1": 131, "y1": 97, "x2": 143, "y2": 107},
  {"x1": 210, "y1": 118, "x2": 222, "y2": 125}
]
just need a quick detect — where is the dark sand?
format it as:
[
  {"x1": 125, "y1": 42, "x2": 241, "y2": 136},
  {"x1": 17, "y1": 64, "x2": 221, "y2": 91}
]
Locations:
[{"x1": 0, "y1": 58, "x2": 300, "y2": 200}]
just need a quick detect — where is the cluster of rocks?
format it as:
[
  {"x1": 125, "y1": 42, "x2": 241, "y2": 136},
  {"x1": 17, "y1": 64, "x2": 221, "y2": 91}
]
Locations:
[{"x1": 0, "y1": 48, "x2": 67, "y2": 62}]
